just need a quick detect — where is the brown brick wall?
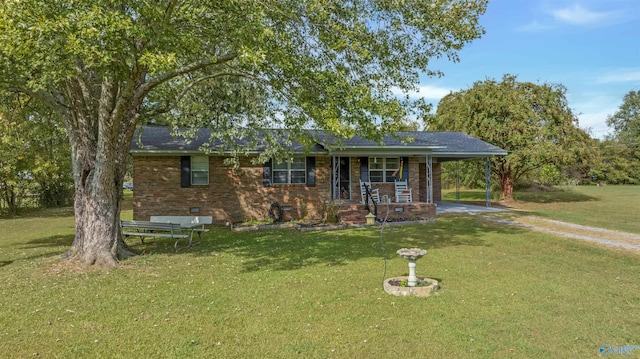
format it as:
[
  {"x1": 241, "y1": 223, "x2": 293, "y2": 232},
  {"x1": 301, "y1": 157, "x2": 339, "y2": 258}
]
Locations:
[
  {"x1": 133, "y1": 155, "x2": 441, "y2": 224},
  {"x1": 433, "y1": 163, "x2": 442, "y2": 201},
  {"x1": 338, "y1": 202, "x2": 436, "y2": 224},
  {"x1": 351, "y1": 157, "x2": 361, "y2": 200},
  {"x1": 133, "y1": 155, "x2": 330, "y2": 224}
]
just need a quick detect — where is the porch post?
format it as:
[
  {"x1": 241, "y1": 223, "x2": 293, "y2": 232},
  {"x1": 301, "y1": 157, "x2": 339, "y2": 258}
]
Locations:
[
  {"x1": 332, "y1": 156, "x2": 340, "y2": 200},
  {"x1": 426, "y1": 155, "x2": 433, "y2": 204},
  {"x1": 485, "y1": 157, "x2": 491, "y2": 207}
]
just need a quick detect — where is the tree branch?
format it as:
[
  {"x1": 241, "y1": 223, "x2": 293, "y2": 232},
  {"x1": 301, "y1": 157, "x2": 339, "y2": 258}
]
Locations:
[
  {"x1": 137, "y1": 52, "x2": 238, "y2": 97},
  {"x1": 144, "y1": 70, "x2": 252, "y2": 117}
]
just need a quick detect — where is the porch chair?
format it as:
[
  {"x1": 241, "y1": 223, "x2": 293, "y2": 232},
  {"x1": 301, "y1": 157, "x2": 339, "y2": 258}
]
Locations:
[
  {"x1": 394, "y1": 180, "x2": 413, "y2": 203},
  {"x1": 360, "y1": 180, "x2": 380, "y2": 204}
]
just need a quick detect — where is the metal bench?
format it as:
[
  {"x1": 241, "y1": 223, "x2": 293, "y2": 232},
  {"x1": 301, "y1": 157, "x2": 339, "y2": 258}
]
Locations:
[
  {"x1": 149, "y1": 216, "x2": 212, "y2": 242},
  {"x1": 121, "y1": 220, "x2": 192, "y2": 251}
]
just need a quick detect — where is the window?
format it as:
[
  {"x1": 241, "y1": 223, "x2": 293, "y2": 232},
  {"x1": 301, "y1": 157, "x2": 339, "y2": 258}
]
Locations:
[
  {"x1": 273, "y1": 157, "x2": 306, "y2": 184},
  {"x1": 369, "y1": 157, "x2": 399, "y2": 183},
  {"x1": 190, "y1": 156, "x2": 209, "y2": 185}
]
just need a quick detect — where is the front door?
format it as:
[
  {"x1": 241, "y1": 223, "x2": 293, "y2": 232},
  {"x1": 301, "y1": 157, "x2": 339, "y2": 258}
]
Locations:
[{"x1": 332, "y1": 157, "x2": 351, "y2": 200}]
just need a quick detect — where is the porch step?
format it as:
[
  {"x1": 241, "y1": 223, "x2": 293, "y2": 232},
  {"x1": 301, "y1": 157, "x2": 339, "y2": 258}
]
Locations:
[
  {"x1": 338, "y1": 202, "x2": 437, "y2": 225},
  {"x1": 338, "y1": 204, "x2": 371, "y2": 225}
]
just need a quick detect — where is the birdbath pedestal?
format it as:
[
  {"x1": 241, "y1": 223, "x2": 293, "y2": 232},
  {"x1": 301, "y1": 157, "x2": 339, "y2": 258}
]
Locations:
[{"x1": 396, "y1": 248, "x2": 427, "y2": 287}]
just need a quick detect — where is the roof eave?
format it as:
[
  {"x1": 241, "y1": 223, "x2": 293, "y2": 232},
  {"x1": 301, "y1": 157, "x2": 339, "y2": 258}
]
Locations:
[
  {"x1": 433, "y1": 151, "x2": 507, "y2": 157},
  {"x1": 129, "y1": 149, "x2": 329, "y2": 156}
]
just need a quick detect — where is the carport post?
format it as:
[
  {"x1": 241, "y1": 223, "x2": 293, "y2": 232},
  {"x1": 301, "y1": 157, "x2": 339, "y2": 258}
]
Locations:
[
  {"x1": 456, "y1": 160, "x2": 460, "y2": 204},
  {"x1": 485, "y1": 158, "x2": 491, "y2": 207}
]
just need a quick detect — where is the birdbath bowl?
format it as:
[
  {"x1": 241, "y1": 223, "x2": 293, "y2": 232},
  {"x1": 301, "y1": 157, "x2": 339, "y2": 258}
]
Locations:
[{"x1": 396, "y1": 248, "x2": 427, "y2": 287}]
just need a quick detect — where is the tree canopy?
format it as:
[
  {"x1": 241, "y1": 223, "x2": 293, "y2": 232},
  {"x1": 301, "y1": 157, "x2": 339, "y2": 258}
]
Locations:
[
  {"x1": 0, "y1": 0, "x2": 488, "y2": 266},
  {"x1": 430, "y1": 74, "x2": 595, "y2": 200},
  {"x1": 0, "y1": 92, "x2": 72, "y2": 213},
  {"x1": 607, "y1": 90, "x2": 640, "y2": 145},
  {"x1": 593, "y1": 89, "x2": 640, "y2": 184}
]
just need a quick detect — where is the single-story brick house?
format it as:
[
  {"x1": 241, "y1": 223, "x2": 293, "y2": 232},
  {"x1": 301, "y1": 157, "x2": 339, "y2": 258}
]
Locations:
[{"x1": 130, "y1": 126, "x2": 506, "y2": 224}]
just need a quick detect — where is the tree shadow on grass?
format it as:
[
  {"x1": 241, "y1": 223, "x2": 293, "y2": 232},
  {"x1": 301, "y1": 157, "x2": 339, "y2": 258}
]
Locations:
[
  {"x1": 512, "y1": 188, "x2": 599, "y2": 204},
  {"x1": 446, "y1": 188, "x2": 599, "y2": 205},
  {"x1": 4, "y1": 234, "x2": 74, "y2": 265},
  {"x1": 20, "y1": 234, "x2": 74, "y2": 248},
  {"x1": 0, "y1": 207, "x2": 74, "y2": 220},
  {"x1": 171, "y1": 215, "x2": 530, "y2": 273}
]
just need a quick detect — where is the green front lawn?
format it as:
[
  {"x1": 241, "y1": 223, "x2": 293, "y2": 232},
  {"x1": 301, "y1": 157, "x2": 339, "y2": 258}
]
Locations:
[{"x1": 1, "y1": 186, "x2": 639, "y2": 358}]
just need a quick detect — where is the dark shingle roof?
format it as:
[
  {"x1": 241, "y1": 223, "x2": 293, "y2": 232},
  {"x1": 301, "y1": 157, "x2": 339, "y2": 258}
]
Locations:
[
  {"x1": 131, "y1": 126, "x2": 326, "y2": 153},
  {"x1": 131, "y1": 126, "x2": 506, "y2": 159}
]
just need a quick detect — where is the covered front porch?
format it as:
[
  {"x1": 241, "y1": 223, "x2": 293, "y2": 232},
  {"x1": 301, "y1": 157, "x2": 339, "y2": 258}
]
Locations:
[
  {"x1": 324, "y1": 131, "x2": 507, "y2": 225},
  {"x1": 327, "y1": 154, "x2": 437, "y2": 224},
  {"x1": 330, "y1": 155, "x2": 432, "y2": 225},
  {"x1": 329, "y1": 153, "x2": 501, "y2": 225},
  {"x1": 336, "y1": 201, "x2": 508, "y2": 225}
]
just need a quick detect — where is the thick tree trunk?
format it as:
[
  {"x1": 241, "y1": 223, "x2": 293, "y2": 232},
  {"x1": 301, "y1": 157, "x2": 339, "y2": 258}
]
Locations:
[
  {"x1": 492, "y1": 158, "x2": 514, "y2": 202},
  {"x1": 500, "y1": 175, "x2": 514, "y2": 201},
  {"x1": 62, "y1": 77, "x2": 141, "y2": 266},
  {"x1": 63, "y1": 121, "x2": 140, "y2": 266},
  {"x1": 67, "y1": 185, "x2": 120, "y2": 266},
  {"x1": 55, "y1": 62, "x2": 151, "y2": 266},
  {"x1": 64, "y1": 142, "x2": 138, "y2": 266}
]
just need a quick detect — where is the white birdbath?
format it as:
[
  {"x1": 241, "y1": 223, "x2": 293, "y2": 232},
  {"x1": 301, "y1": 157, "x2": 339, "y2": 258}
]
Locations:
[{"x1": 396, "y1": 248, "x2": 427, "y2": 287}]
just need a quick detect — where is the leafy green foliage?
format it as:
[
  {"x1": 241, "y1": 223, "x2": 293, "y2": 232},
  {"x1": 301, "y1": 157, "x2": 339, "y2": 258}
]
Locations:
[
  {"x1": 590, "y1": 139, "x2": 640, "y2": 184},
  {"x1": 536, "y1": 164, "x2": 562, "y2": 186},
  {"x1": 0, "y1": 93, "x2": 72, "y2": 213},
  {"x1": 0, "y1": 0, "x2": 488, "y2": 265},
  {"x1": 440, "y1": 159, "x2": 486, "y2": 189},
  {"x1": 0, "y1": 0, "x2": 488, "y2": 146},
  {"x1": 607, "y1": 90, "x2": 640, "y2": 145},
  {"x1": 430, "y1": 74, "x2": 596, "y2": 199},
  {"x1": 595, "y1": 90, "x2": 640, "y2": 184}
]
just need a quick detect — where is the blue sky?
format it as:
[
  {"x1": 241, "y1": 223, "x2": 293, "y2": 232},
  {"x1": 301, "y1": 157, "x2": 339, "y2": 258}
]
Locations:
[{"x1": 408, "y1": 0, "x2": 640, "y2": 139}]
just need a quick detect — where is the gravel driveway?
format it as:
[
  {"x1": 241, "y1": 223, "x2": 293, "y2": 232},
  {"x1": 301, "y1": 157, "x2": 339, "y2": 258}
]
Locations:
[{"x1": 481, "y1": 215, "x2": 640, "y2": 252}]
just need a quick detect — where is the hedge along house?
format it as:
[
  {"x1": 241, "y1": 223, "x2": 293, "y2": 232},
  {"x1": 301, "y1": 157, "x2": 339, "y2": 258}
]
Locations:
[{"x1": 130, "y1": 126, "x2": 507, "y2": 225}]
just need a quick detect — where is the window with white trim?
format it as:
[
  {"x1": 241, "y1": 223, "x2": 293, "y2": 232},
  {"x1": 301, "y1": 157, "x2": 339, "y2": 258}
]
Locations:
[
  {"x1": 191, "y1": 156, "x2": 209, "y2": 185},
  {"x1": 369, "y1": 157, "x2": 399, "y2": 183},
  {"x1": 273, "y1": 157, "x2": 306, "y2": 184}
]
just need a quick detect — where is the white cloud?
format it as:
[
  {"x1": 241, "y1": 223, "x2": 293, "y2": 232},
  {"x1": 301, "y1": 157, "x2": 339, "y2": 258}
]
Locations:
[
  {"x1": 517, "y1": 20, "x2": 554, "y2": 32},
  {"x1": 577, "y1": 110, "x2": 613, "y2": 139},
  {"x1": 391, "y1": 85, "x2": 453, "y2": 100},
  {"x1": 570, "y1": 93, "x2": 621, "y2": 139},
  {"x1": 596, "y1": 68, "x2": 640, "y2": 83},
  {"x1": 519, "y1": 4, "x2": 630, "y2": 32},
  {"x1": 551, "y1": 4, "x2": 625, "y2": 26}
]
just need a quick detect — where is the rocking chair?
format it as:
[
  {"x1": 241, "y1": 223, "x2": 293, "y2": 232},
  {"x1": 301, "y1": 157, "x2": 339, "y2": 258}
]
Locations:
[
  {"x1": 394, "y1": 180, "x2": 413, "y2": 203},
  {"x1": 360, "y1": 180, "x2": 380, "y2": 204}
]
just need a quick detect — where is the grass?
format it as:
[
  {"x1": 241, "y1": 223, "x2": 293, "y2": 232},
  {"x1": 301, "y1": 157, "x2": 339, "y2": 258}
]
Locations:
[
  {"x1": 443, "y1": 185, "x2": 640, "y2": 235},
  {"x1": 0, "y1": 186, "x2": 639, "y2": 357}
]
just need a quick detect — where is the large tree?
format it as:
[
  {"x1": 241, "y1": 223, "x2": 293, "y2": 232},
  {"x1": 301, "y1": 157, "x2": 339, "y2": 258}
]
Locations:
[
  {"x1": 430, "y1": 74, "x2": 595, "y2": 200},
  {"x1": 596, "y1": 90, "x2": 640, "y2": 183},
  {"x1": 607, "y1": 90, "x2": 640, "y2": 145},
  {"x1": 0, "y1": 0, "x2": 487, "y2": 266},
  {"x1": 590, "y1": 139, "x2": 640, "y2": 184}
]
